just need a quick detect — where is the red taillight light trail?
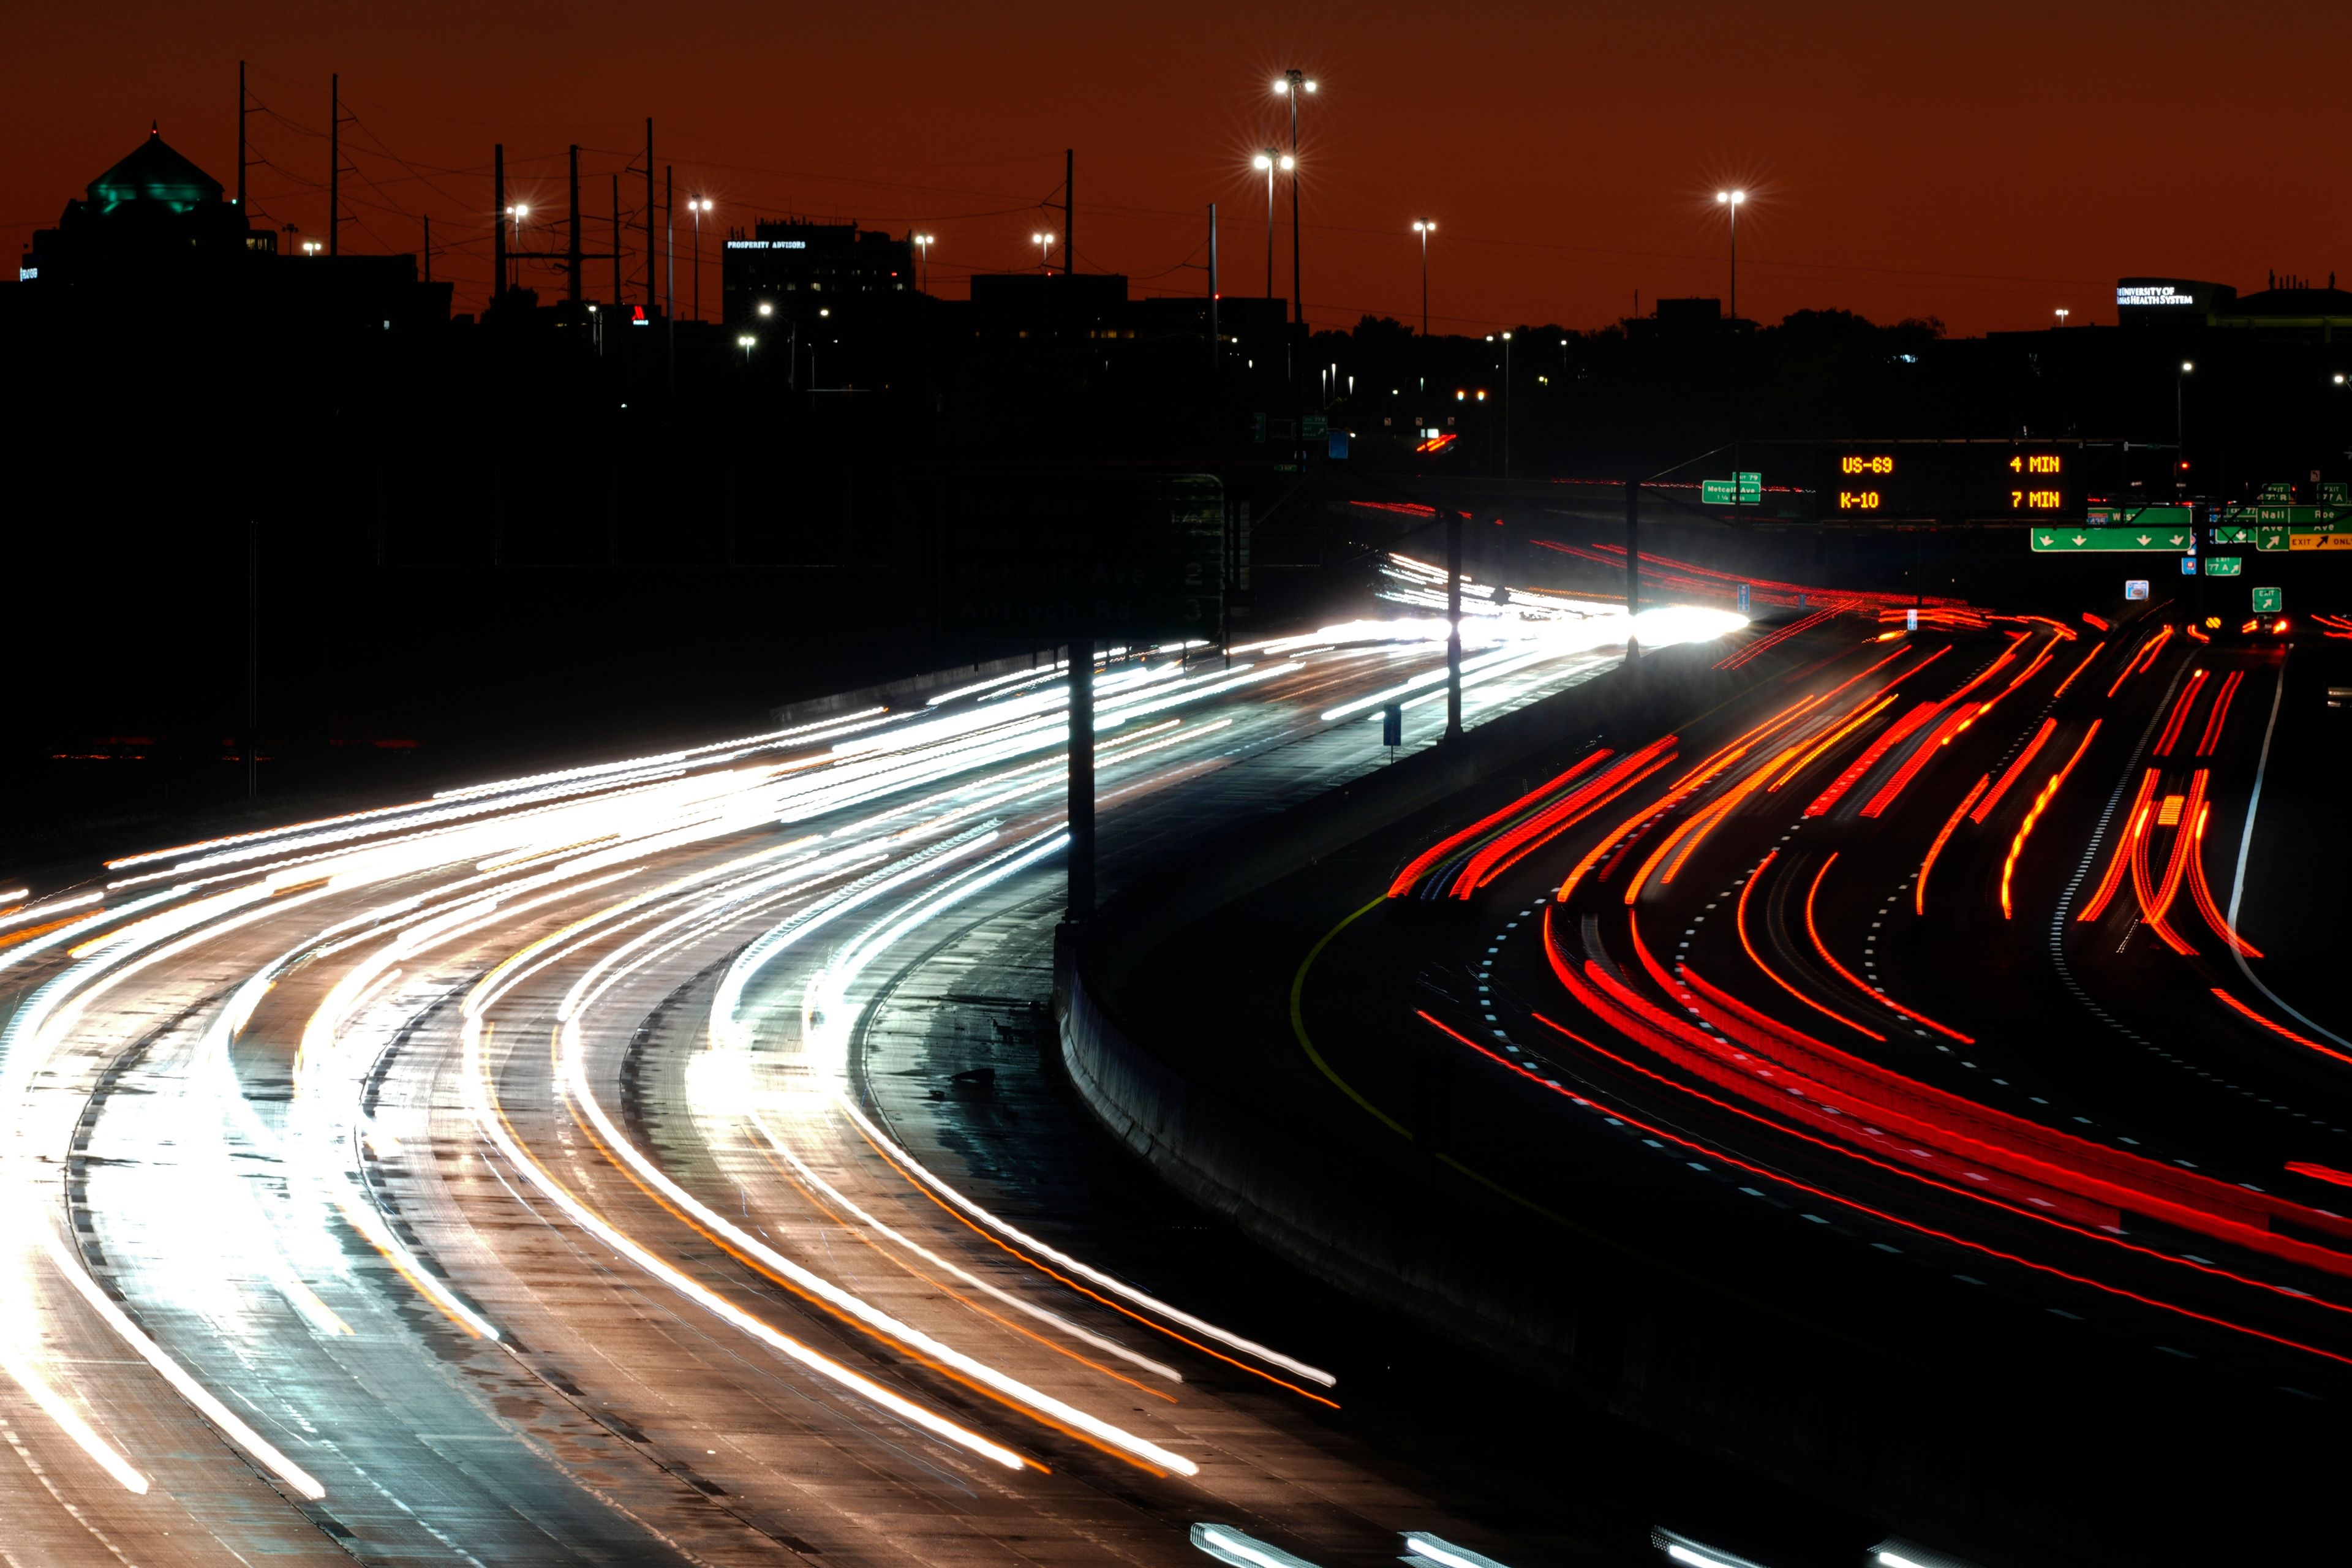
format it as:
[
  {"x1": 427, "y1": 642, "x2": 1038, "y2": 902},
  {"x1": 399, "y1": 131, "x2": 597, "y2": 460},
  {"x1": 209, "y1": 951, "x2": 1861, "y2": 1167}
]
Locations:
[
  {"x1": 1804, "y1": 853, "x2": 1973, "y2": 1042},
  {"x1": 1972, "y1": 718, "x2": 2057, "y2": 823},
  {"x1": 1917, "y1": 774, "x2": 1988, "y2": 915},
  {"x1": 2000, "y1": 721, "x2": 2101, "y2": 918},
  {"x1": 2194, "y1": 669, "x2": 2244, "y2": 757},
  {"x1": 2152, "y1": 668, "x2": 2209, "y2": 756}
]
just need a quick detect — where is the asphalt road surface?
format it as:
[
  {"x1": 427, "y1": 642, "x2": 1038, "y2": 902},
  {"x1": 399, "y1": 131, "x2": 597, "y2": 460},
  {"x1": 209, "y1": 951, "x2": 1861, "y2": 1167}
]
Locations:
[
  {"x1": 0, "y1": 560, "x2": 1740, "y2": 1567},
  {"x1": 1295, "y1": 600, "x2": 2352, "y2": 1559}
]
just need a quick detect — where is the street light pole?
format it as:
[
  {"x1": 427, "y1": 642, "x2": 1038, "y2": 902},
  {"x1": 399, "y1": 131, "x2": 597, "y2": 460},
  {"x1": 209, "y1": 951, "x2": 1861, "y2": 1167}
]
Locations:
[
  {"x1": 1254, "y1": 151, "x2": 1283, "y2": 300},
  {"x1": 1716, "y1": 189, "x2": 1746, "y2": 322},
  {"x1": 913, "y1": 232, "x2": 933, "y2": 293},
  {"x1": 1502, "y1": 330, "x2": 1513, "y2": 478},
  {"x1": 2178, "y1": 360, "x2": 2194, "y2": 490},
  {"x1": 689, "y1": 197, "x2": 711, "y2": 322},
  {"x1": 1278, "y1": 70, "x2": 1314, "y2": 464}
]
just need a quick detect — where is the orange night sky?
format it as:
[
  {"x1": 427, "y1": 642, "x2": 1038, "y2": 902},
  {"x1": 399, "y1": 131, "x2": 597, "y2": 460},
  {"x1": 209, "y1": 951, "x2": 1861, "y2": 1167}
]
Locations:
[{"x1": 6, "y1": 0, "x2": 2345, "y2": 337}]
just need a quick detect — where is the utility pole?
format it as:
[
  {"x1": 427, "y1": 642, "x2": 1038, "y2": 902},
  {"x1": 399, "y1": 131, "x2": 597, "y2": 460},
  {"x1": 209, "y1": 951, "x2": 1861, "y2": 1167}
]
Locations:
[
  {"x1": 1445, "y1": 508, "x2": 1464, "y2": 740},
  {"x1": 609, "y1": 173, "x2": 622, "y2": 313},
  {"x1": 492, "y1": 144, "x2": 507, "y2": 299},
  {"x1": 1284, "y1": 68, "x2": 1305, "y2": 463},
  {"x1": 1625, "y1": 480, "x2": 1643, "y2": 661},
  {"x1": 328, "y1": 74, "x2": 339, "y2": 257},
  {"x1": 567, "y1": 145, "x2": 582, "y2": 304},
  {"x1": 664, "y1": 164, "x2": 675, "y2": 389},
  {"x1": 1207, "y1": 203, "x2": 1219, "y2": 387},
  {"x1": 1062, "y1": 149, "x2": 1074, "y2": 276},
  {"x1": 236, "y1": 61, "x2": 247, "y2": 216},
  {"x1": 1068, "y1": 638, "x2": 1095, "y2": 920},
  {"x1": 643, "y1": 119, "x2": 655, "y2": 313},
  {"x1": 422, "y1": 213, "x2": 431, "y2": 284}
]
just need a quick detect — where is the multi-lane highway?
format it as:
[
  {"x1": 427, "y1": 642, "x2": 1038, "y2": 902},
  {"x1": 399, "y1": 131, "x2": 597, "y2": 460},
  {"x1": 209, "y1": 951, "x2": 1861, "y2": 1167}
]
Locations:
[
  {"x1": 0, "y1": 559, "x2": 1743, "y2": 1567},
  {"x1": 1289, "y1": 599, "x2": 2352, "y2": 1558}
]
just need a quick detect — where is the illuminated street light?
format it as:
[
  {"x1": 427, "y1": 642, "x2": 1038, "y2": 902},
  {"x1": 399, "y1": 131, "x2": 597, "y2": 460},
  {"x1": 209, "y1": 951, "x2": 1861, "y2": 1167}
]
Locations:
[
  {"x1": 1412, "y1": 220, "x2": 1435, "y2": 344},
  {"x1": 2054, "y1": 307, "x2": 2070, "y2": 327},
  {"x1": 300, "y1": 239, "x2": 323, "y2": 256},
  {"x1": 1715, "y1": 189, "x2": 1747, "y2": 323},
  {"x1": 736, "y1": 332, "x2": 755, "y2": 368},
  {"x1": 688, "y1": 197, "x2": 713, "y2": 323},
  {"x1": 912, "y1": 232, "x2": 935, "y2": 292},
  {"x1": 756, "y1": 301, "x2": 773, "y2": 317},
  {"x1": 1253, "y1": 151, "x2": 1291, "y2": 301},
  {"x1": 502, "y1": 205, "x2": 529, "y2": 288},
  {"x1": 1031, "y1": 231, "x2": 1053, "y2": 271}
]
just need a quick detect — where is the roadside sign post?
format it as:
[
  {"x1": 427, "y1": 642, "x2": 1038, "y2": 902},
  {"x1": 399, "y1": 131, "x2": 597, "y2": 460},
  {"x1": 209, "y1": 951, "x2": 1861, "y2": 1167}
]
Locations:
[
  {"x1": 1446, "y1": 507, "x2": 1464, "y2": 740},
  {"x1": 1381, "y1": 702, "x2": 1402, "y2": 758},
  {"x1": 2125, "y1": 579, "x2": 2150, "y2": 600},
  {"x1": 2204, "y1": 556, "x2": 2242, "y2": 577},
  {"x1": 2253, "y1": 586, "x2": 2283, "y2": 614},
  {"x1": 1737, "y1": 582, "x2": 1751, "y2": 614}
]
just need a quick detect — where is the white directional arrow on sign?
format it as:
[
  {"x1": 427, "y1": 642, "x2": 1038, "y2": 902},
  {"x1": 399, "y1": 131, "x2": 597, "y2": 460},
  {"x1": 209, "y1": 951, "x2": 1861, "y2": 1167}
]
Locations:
[
  {"x1": 2136, "y1": 535, "x2": 2152, "y2": 545},
  {"x1": 2038, "y1": 534, "x2": 2054, "y2": 546},
  {"x1": 2168, "y1": 534, "x2": 2187, "y2": 546},
  {"x1": 2072, "y1": 535, "x2": 2087, "y2": 546}
]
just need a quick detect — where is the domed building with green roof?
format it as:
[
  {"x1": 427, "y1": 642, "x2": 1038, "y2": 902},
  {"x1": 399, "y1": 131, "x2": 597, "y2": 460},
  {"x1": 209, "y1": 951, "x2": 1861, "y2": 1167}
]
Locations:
[
  {"x1": 26, "y1": 124, "x2": 274, "y2": 274},
  {"x1": 17, "y1": 123, "x2": 447, "y2": 329}
]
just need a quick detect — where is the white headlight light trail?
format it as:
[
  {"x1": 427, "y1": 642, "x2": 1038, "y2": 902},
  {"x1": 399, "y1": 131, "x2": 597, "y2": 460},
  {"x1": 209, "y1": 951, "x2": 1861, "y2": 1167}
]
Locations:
[
  {"x1": 0, "y1": 553, "x2": 1678, "y2": 1501},
  {"x1": 535, "y1": 831, "x2": 1205, "y2": 1476},
  {"x1": 1190, "y1": 1522, "x2": 1325, "y2": 1567},
  {"x1": 0, "y1": 886, "x2": 332, "y2": 1499},
  {"x1": 456, "y1": 1006, "x2": 1030, "y2": 1473},
  {"x1": 1403, "y1": 1531, "x2": 1517, "y2": 1568}
]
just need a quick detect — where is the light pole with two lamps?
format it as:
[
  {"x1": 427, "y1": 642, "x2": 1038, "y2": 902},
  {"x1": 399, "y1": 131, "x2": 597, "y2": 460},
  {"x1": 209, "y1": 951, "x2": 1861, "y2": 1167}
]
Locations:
[
  {"x1": 1031, "y1": 231, "x2": 1054, "y2": 273},
  {"x1": 1715, "y1": 188, "x2": 1746, "y2": 322},
  {"x1": 688, "y1": 197, "x2": 713, "y2": 322},
  {"x1": 502, "y1": 204, "x2": 528, "y2": 289},
  {"x1": 913, "y1": 232, "x2": 934, "y2": 293},
  {"x1": 1253, "y1": 151, "x2": 1290, "y2": 299}
]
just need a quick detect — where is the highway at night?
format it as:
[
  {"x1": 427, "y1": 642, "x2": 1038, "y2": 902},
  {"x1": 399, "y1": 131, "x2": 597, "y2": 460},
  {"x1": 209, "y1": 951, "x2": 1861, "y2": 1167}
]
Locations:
[
  {"x1": 0, "y1": 562, "x2": 1744, "y2": 1568},
  {"x1": 1245, "y1": 596, "x2": 2352, "y2": 1563}
]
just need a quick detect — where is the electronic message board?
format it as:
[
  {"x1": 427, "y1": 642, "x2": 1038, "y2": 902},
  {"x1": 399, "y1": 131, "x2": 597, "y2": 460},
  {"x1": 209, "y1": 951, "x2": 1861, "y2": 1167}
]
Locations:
[
  {"x1": 1811, "y1": 441, "x2": 2168, "y2": 523},
  {"x1": 1817, "y1": 444, "x2": 2077, "y2": 521}
]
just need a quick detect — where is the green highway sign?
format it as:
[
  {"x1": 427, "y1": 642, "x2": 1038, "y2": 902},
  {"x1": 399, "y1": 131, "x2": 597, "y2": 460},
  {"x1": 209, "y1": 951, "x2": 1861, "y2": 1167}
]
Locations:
[
  {"x1": 1734, "y1": 470, "x2": 1762, "y2": 499},
  {"x1": 2032, "y1": 524, "x2": 2197, "y2": 552},
  {"x1": 1703, "y1": 473, "x2": 1764, "y2": 505},
  {"x1": 2086, "y1": 504, "x2": 2195, "y2": 530},
  {"x1": 2260, "y1": 483, "x2": 2296, "y2": 502},
  {"x1": 2323, "y1": 481, "x2": 2350, "y2": 503},
  {"x1": 2211, "y1": 524, "x2": 2255, "y2": 545},
  {"x1": 2204, "y1": 556, "x2": 2242, "y2": 577},
  {"x1": 2253, "y1": 586, "x2": 2283, "y2": 614},
  {"x1": 2240, "y1": 505, "x2": 2348, "y2": 527}
]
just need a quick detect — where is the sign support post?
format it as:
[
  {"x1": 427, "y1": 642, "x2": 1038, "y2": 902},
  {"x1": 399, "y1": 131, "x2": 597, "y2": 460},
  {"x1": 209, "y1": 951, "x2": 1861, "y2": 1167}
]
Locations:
[
  {"x1": 1625, "y1": 481, "x2": 1642, "y2": 660},
  {"x1": 1445, "y1": 507, "x2": 1464, "y2": 739}
]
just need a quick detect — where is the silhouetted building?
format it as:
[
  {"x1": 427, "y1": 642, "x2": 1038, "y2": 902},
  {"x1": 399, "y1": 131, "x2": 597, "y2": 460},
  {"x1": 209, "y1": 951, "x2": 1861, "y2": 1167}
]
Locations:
[
  {"x1": 2116, "y1": 277, "x2": 2236, "y2": 325},
  {"x1": 12, "y1": 123, "x2": 448, "y2": 328},
  {"x1": 722, "y1": 221, "x2": 914, "y2": 326}
]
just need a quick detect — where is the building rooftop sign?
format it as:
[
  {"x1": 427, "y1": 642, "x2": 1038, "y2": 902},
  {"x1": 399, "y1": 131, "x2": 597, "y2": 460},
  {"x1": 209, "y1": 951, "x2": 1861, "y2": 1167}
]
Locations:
[
  {"x1": 2117, "y1": 283, "x2": 2197, "y2": 307},
  {"x1": 726, "y1": 239, "x2": 806, "y2": 250}
]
